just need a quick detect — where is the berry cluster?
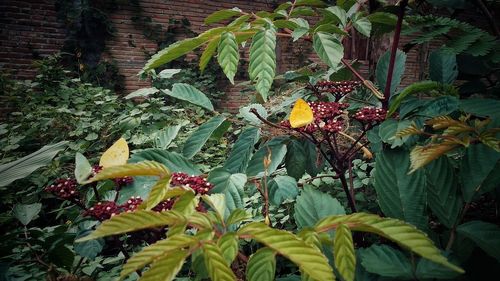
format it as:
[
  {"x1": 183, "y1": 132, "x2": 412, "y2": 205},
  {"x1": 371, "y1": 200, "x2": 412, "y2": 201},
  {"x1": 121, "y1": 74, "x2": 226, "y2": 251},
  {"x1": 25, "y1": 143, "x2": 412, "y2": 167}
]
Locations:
[
  {"x1": 353, "y1": 107, "x2": 387, "y2": 124},
  {"x1": 121, "y1": 196, "x2": 143, "y2": 212},
  {"x1": 315, "y1": 80, "x2": 361, "y2": 100},
  {"x1": 152, "y1": 198, "x2": 175, "y2": 212},
  {"x1": 321, "y1": 118, "x2": 345, "y2": 133},
  {"x1": 170, "y1": 172, "x2": 213, "y2": 195},
  {"x1": 281, "y1": 101, "x2": 349, "y2": 134},
  {"x1": 85, "y1": 201, "x2": 121, "y2": 221},
  {"x1": 114, "y1": 176, "x2": 134, "y2": 188},
  {"x1": 309, "y1": 101, "x2": 349, "y2": 119},
  {"x1": 45, "y1": 178, "x2": 79, "y2": 200}
]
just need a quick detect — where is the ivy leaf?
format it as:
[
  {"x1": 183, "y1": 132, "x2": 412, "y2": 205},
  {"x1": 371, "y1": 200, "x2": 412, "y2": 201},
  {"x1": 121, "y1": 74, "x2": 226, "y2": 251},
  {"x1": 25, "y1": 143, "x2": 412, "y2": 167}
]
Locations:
[
  {"x1": 130, "y1": 148, "x2": 201, "y2": 175},
  {"x1": 268, "y1": 175, "x2": 299, "y2": 205},
  {"x1": 208, "y1": 168, "x2": 246, "y2": 215},
  {"x1": 218, "y1": 32, "x2": 240, "y2": 84},
  {"x1": 183, "y1": 115, "x2": 227, "y2": 159},
  {"x1": 352, "y1": 14, "x2": 372, "y2": 37},
  {"x1": 13, "y1": 203, "x2": 41, "y2": 226},
  {"x1": 457, "y1": 220, "x2": 500, "y2": 262},
  {"x1": 249, "y1": 28, "x2": 277, "y2": 100},
  {"x1": 334, "y1": 224, "x2": 356, "y2": 281},
  {"x1": 246, "y1": 137, "x2": 288, "y2": 177},
  {"x1": 429, "y1": 49, "x2": 458, "y2": 84},
  {"x1": 460, "y1": 144, "x2": 500, "y2": 201},
  {"x1": 217, "y1": 232, "x2": 239, "y2": 265},
  {"x1": 139, "y1": 249, "x2": 189, "y2": 281},
  {"x1": 246, "y1": 248, "x2": 276, "y2": 281},
  {"x1": 285, "y1": 138, "x2": 307, "y2": 180},
  {"x1": 359, "y1": 245, "x2": 413, "y2": 279},
  {"x1": 223, "y1": 127, "x2": 260, "y2": 173},
  {"x1": 205, "y1": 8, "x2": 242, "y2": 25},
  {"x1": 166, "y1": 83, "x2": 214, "y2": 111},
  {"x1": 313, "y1": 32, "x2": 344, "y2": 68},
  {"x1": 200, "y1": 39, "x2": 220, "y2": 72},
  {"x1": 74, "y1": 152, "x2": 92, "y2": 184},
  {"x1": 294, "y1": 186, "x2": 345, "y2": 229},
  {"x1": 238, "y1": 222, "x2": 334, "y2": 281},
  {"x1": 202, "y1": 243, "x2": 237, "y2": 281},
  {"x1": 376, "y1": 49, "x2": 406, "y2": 96}
]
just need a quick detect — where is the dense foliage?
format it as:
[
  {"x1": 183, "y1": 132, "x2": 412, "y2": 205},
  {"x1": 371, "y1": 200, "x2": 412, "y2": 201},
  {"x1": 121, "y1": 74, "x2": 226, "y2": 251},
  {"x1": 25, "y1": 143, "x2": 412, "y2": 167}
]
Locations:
[{"x1": 1, "y1": 0, "x2": 499, "y2": 281}]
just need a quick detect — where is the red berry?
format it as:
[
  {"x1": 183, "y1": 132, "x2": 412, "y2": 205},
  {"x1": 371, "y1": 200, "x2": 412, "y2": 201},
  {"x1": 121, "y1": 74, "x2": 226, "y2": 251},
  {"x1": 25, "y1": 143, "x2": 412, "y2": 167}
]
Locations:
[
  {"x1": 45, "y1": 178, "x2": 79, "y2": 200},
  {"x1": 121, "y1": 196, "x2": 143, "y2": 212},
  {"x1": 85, "y1": 201, "x2": 121, "y2": 221}
]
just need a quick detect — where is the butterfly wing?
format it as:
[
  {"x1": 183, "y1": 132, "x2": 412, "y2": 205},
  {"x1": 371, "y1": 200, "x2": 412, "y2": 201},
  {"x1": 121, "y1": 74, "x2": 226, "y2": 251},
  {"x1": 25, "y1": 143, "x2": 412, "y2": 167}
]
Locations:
[
  {"x1": 289, "y1": 98, "x2": 314, "y2": 128},
  {"x1": 99, "y1": 138, "x2": 129, "y2": 168}
]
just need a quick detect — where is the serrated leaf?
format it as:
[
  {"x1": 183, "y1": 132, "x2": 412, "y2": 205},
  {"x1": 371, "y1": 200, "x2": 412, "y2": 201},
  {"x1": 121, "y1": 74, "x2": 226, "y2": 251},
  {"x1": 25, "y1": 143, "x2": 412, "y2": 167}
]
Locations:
[
  {"x1": 130, "y1": 149, "x2": 201, "y2": 175},
  {"x1": 86, "y1": 161, "x2": 169, "y2": 184},
  {"x1": 429, "y1": 49, "x2": 458, "y2": 84},
  {"x1": 285, "y1": 138, "x2": 307, "y2": 180},
  {"x1": 75, "y1": 152, "x2": 92, "y2": 184},
  {"x1": 246, "y1": 138, "x2": 288, "y2": 177},
  {"x1": 415, "y1": 255, "x2": 461, "y2": 279},
  {"x1": 144, "y1": 176, "x2": 171, "y2": 210},
  {"x1": 268, "y1": 175, "x2": 299, "y2": 205},
  {"x1": 409, "y1": 142, "x2": 459, "y2": 173},
  {"x1": 313, "y1": 32, "x2": 344, "y2": 68},
  {"x1": 223, "y1": 127, "x2": 260, "y2": 173},
  {"x1": 205, "y1": 8, "x2": 242, "y2": 25},
  {"x1": 457, "y1": 220, "x2": 500, "y2": 262},
  {"x1": 77, "y1": 210, "x2": 185, "y2": 242},
  {"x1": 246, "y1": 248, "x2": 276, "y2": 281},
  {"x1": 226, "y1": 209, "x2": 252, "y2": 226},
  {"x1": 294, "y1": 186, "x2": 345, "y2": 229},
  {"x1": 139, "y1": 249, "x2": 189, "y2": 281},
  {"x1": 314, "y1": 213, "x2": 464, "y2": 273},
  {"x1": 249, "y1": 29, "x2": 277, "y2": 100},
  {"x1": 202, "y1": 242, "x2": 237, "y2": 281},
  {"x1": 376, "y1": 49, "x2": 406, "y2": 96},
  {"x1": 166, "y1": 83, "x2": 214, "y2": 111},
  {"x1": 208, "y1": 168, "x2": 246, "y2": 215},
  {"x1": 200, "y1": 39, "x2": 220, "y2": 72},
  {"x1": 218, "y1": 32, "x2": 239, "y2": 84},
  {"x1": 218, "y1": 232, "x2": 239, "y2": 265},
  {"x1": 183, "y1": 115, "x2": 227, "y2": 159},
  {"x1": 124, "y1": 87, "x2": 159, "y2": 99},
  {"x1": 359, "y1": 245, "x2": 413, "y2": 279},
  {"x1": 238, "y1": 222, "x2": 334, "y2": 281},
  {"x1": 172, "y1": 191, "x2": 197, "y2": 215},
  {"x1": 334, "y1": 224, "x2": 355, "y2": 281},
  {"x1": 144, "y1": 37, "x2": 207, "y2": 71},
  {"x1": 202, "y1": 193, "x2": 227, "y2": 222},
  {"x1": 352, "y1": 15, "x2": 371, "y2": 37}
]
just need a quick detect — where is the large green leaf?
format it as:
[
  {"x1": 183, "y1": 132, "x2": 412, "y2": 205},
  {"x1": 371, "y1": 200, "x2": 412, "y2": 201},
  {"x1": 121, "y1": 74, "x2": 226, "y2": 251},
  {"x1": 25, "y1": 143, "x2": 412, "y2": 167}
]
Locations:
[
  {"x1": 460, "y1": 144, "x2": 500, "y2": 202},
  {"x1": 205, "y1": 8, "x2": 242, "y2": 25},
  {"x1": 367, "y1": 12, "x2": 398, "y2": 35},
  {"x1": 74, "y1": 229, "x2": 104, "y2": 260},
  {"x1": 226, "y1": 208, "x2": 252, "y2": 226},
  {"x1": 143, "y1": 36, "x2": 207, "y2": 71},
  {"x1": 249, "y1": 29, "x2": 277, "y2": 100},
  {"x1": 268, "y1": 175, "x2": 299, "y2": 206},
  {"x1": 183, "y1": 115, "x2": 227, "y2": 159},
  {"x1": 217, "y1": 232, "x2": 239, "y2": 265},
  {"x1": 0, "y1": 141, "x2": 67, "y2": 187},
  {"x1": 457, "y1": 220, "x2": 500, "y2": 262},
  {"x1": 429, "y1": 49, "x2": 458, "y2": 84},
  {"x1": 376, "y1": 49, "x2": 406, "y2": 96},
  {"x1": 334, "y1": 224, "x2": 356, "y2": 281},
  {"x1": 246, "y1": 137, "x2": 288, "y2": 177},
  {"x1": 425, "y1": 157, "x2": 462, "y2": 228},
  {"x1": 294, "y1": 186, "x2": 345, "y2": 229},
  {"x1": 223, "y1": 127, "x2": 260, "y2": 173},
  {"x1": 139, "y1": 250, "x2": 189, "y2": 281},
  {"x1": 202, "y1": 243, "x2": 237, "y2": 281},
  {"x1": 208, "y1": 168, "x2": 246, "y2": 215},
  {"x1": 315, "y1": 213, "x2": 464, "y2": 273},
  {"x1": 238, "y1": 222, "x2": 334, "y2": 281},
  {"x1": 74, "y1": 152, "x2": 92, "y2": 184},
  {"x1": 130, "y1": 148, "x2": 201, "y2": 175},
  {"x1": 460, "y1": 98, "x2": 500, "y2": 119},
  {"x1": 359, "y1": 245, "x2": 413, "y2": 279},
  {"x1": 313, "y1": 32, "x2": 344, "y2": 68},
  {"x1": 285, "y1": 138, "x2": 307, "y2": 180},
  {"x1": 153, "y1": 125, "x2": 182, "y2": 149},
  {"x1": 165, "y1": 83, "x2": 214, "y2": 111},
  {"x1": 218, "y1": 32, "x2": 240, "y2": 84},
  {"x1": 373, "y1": 148, "x2": 427, "y2": 230},
  {"x1": 246, "y1": 248, "x2": 276, "y2": 281},
  {"x1": 124, "y1": 87, "x2": 159, "y2": 99},
  {"x1": 13, "y1": 203, "x2": 41, "y2": 226}
]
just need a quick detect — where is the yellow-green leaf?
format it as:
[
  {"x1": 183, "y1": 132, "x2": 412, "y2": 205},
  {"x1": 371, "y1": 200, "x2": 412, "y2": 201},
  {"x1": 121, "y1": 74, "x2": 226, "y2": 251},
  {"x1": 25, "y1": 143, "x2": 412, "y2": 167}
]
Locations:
[
  {"x1": 217, "y1": 232, "x2": 239, "y2": 265},
  {"x1": 145, "y1": 176, "x2": 171, "y2": 210},
  {"x1": 200, "y1": 38, "x2": 220, "y2": 72},
  {"x1": 139, "y1": 249, "x2": 190, "y2": 281},
  {"x1": 205, "y1": 8, "x2": 242, "y2": 25},
  {"x1": 226, "y1": 209, "x2": 252, "y2": 226},
  {"x1": 188, "y1": 212, "x2": 213, "y2": 229},
  {"x1": 246, "y1": 247, "x2": 276, "y2": 281},
  {"x1": 86, "y1": 161, "x2": 169, "y2": 184},
  {"x1": 202, "y1": 242, "x2": 237, "y2": 281},
  {"x1": 334, "y1": 224, "x2": 355, "y2": 281},
  {"x1": 409, "y1": 143, "x2": 459, "y2": 173}
]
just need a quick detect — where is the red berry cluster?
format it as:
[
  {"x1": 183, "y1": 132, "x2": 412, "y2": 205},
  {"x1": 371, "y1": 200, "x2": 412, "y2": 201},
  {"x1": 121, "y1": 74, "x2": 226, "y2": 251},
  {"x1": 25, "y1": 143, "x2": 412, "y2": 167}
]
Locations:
[
  {"x1": 114, "y1": 176, "x2": 134, "y2": 188},
  {"x1": 353, "y1": 107, "x2": 387, "y2": 124},
  {"x1": 152, "y1": 198, "x2": 175, "y2": 212},
  {"x1": 84, "y1": 201, "x2": 121, "y2": 221},
  {"x1": 281, "y1": 101, "x2": 349, "y2": 134},
  {"x1": 45, "y1": 178, "x2": 79, "y2": 200},
  {"x1": 321, "y1": 118, "x2": 345, "y2": 133},
  {"x1": 309, "y1": 101, "x2": 349, "y2": 119},
  {"x1": 315, "y1": 81, "x2": 361, "y2": 100},
  {"x1": 121, "y1": 196, "x2": 143, "y2": 212},
  {"x1": 170, "y1": 172, "x2": 213, "y2": 195}
]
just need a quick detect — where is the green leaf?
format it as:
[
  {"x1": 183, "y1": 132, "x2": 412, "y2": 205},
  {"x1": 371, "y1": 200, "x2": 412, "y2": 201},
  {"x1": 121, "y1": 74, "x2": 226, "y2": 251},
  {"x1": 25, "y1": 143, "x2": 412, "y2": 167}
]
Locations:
[
  {"x1": 376, "y1": 49, "x2": 406, "y2": 96},
  {"x1": 223, "y1": 127, "x2": 260, "y2": 173},
  {"x1": 314, "y1": 24, "x2": 348, "y2": 35},
  {"x1": 200, "y1": 39, "x2": 220, "y2": 72},
  {"x1": 158, "y1": 68, "x2": 181, "y2": 79},
  {"x1": 378, "y1": 119, "x2": 413, "y2": 148},
  {"x1": 202, "y1": 193, "x2": 227, "y2": 222},
  {"x1": 324, "y1": 6, "x2": 347, "y2": 27},
  {"x1": 313, "y1": 32, "x2": 344, "y2": 68},
  {"x1": 246, "y1": 248, "x2": 277, "y2": 281},
  {"x1": 145, "y1": 176, "x2": 172, "y2": 210},
  {"x1": 166, "y1": 83, "x2": 214, "y2": 111},
  {"x1": 75, "y1": 152, "x2": 92, "y2": 184},
  {"x1": 334, "y1": 224, "x2": 356, "y2": 281},
  {"x1": 48, "y1": 242, "x2": 74, "y2": 271},
  {"x1": 153, "y1": 125, "x2": 182, "y2": 149},
  {"x1": 205, "y1": 8, "x2": 242, "y2": 25},
  {"x1": 460, "y1": 144, "x2": 500, "y2": 201},
  {"x1": 144, "y1": 36, "x2": 207, "y2": 71},
  {"x1": 239, "y1": 104, "x2": 268, "y2": 125},
  {"x1": 86, "y1": 161, "x2": 170, "y2": 184},
  {"x1": 130, "y1": 148, "x2": 201, "y2": 175},
  {"x1": 285, "y1": 139, "x2": 307, "y2": 180},
  {"x1": 238, "y1": 222, "x2": 334, "y2": 281},
  {"x1": 0, "y1": 141, "x2": 67, "y2": 187},
  {"x1": 183, "y1": 115, "x2": 227, "y2": 159},
  {"x1": 415, "y1": 255, "x2": 461, "y2": 279},
  {"x1": 352, "y1": 14, "x2": 371, "y2": 37},
  {"x1": 208, "y1": 168, "x2": 246, "y2": 214},
  {"x1": 202, "y1": 242, "x2": 237, "y2": 281},
  {"x1": 218, "y1": 32, "x2": 240, "y2": 84},
  {"x1": 74, "y1": 229, "x2": 104, "y2": 260},
  {"x1": 217, "y1": 232, "x2": 239, "y2": 265},
  {"x1": 315, "y1": 213, "x2": 464, "y2": 273},
  {"x1": 13, "y1": 203, "x2": 41, "y2": 225},
  {"x1": 77, "y1": 210, "x2": 185, "y2": 242},
  {"x1": 249, "y1": 29, "x2": 277, "y2": 100},
  {"x1": 367, "y1": 12, "x2": 398, "y2": 35},
  {"x1": 460, "y1": 98, "x2": 500, "y2": 119},
  {"x1": 294, "y1": 186, "x2": 345, "y2": 229},
  {"x1": 246, "y1": 138, "x2": 288, "y2": 177},
  {"x1": 429, "y1": 49, "x2": 458, "y2": 84},
  {"x1": 140, "y1": 249, "x2": 189, "y2": 281},
  {"x1": 226, "y1": 209, "x2": 252, "y2": 226},
  {"x1": 387, "y1": 81, "x2": 442, "y2": 117},
  {"x1": 268, "y1": 175, "x2": 299, "y2": 205},
  {"x1": 373, "y1": 148, "x2": 427, "y2": 230},
  {"x1": 274, "y1": 20, "x2": 299, "y2": 30},
  {"x1": 290, "y1": 6, "x2": 315, "y2": 17},
  {"x1": 359, "y1": 245, "x2": 413, "y2": 279},
  {"x1": 457, "y1": 220, "x2": 500, "y2": 262},
  {"x1": 425, "y1": 157, "x2": 462, "y2": 228},
  {"x1": 303, "y1": 139, "x2": 323, "y2": 176},
  {"x1": 296, "y1": 0, "x2": 327, "y2": 7},
  {"x1": 124, "y1": 87, "x2": 159, "y2": 99}
]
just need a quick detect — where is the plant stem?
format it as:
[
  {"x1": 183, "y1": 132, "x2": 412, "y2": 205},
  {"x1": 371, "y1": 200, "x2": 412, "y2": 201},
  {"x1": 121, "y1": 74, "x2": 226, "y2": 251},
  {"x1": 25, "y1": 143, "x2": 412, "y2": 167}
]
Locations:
[
  {"x1": 338, "y1": 172, "x2": 357, "y2": 213},
  {"x1": 382, "y1": 0, "x2": 408, "y2": 109},
  {"x1": 475, "y1": 0, "x2": 500, "y2": 37},
  {"x1": 446, "y1": 202, "x2": 471, "y2": 251}
]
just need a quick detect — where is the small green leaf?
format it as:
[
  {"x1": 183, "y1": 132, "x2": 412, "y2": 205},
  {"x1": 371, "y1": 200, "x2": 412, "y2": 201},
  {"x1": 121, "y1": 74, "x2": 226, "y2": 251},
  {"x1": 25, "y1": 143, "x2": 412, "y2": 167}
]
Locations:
[
  {"x1": 205, "y1": 8, "x2": 242, "y2": 25},
  {"x1": 144, "y1": 176, "x2": 171, "y2": 210},
  {"x1": 13, "y1": 203, "x2": 41, "y2": 226},
  {"x1": 352, "y1": 15, "x2": 371, "y2": 37},
  {"x1": 296, "y1": 0, "x2": 327, "y2": 7},
  {"x1": 75, "y1": 152, "x2": 92, "y2": 184},
  {"x1": 324, "y1": 6, "x2": 347, "y2": 27},
  {"x1": 223, "y1": 127, "x2": 260, "y2": 173},
  {"x1": 249, "y1": 28, "x2": 277, "y2": 100},
  {"x1": 218, "y1": 32, "x2": 240, "y2": 84},
  {"x1": 158, "y1": 69, "x2": 181, "y2": 79},
  {"x1": 359, "y1": 245, "x2": 413, "y2": 279},
  {"x1": 183, "y1": 115, "x2": 227, "y2": 159},
  {"x1": 166, "y1": 83, "x2": 214, "y2": 111},
  {"x1": 246, "y1": 248, "x2": 276, "y2": 281},
  {"x1": 144, "y1": 36, "x2": 208, "y2": 71},
  {"x1": 140, "y1": 250, "x2": 189, "y2": 281},
  {"x1": 334, "y1": 224, "x2": 355, "y2": 281},
  {"x1": 457, "y1": 220, "x2": 500, "y2": 262},
  {"x1": 294, "y1": 186, "x2": 345, "y2": 229},
  {"x1": 208, "y1": 168, "x2": 246, "y2": 215},
  {"x1": 218, "y1": 232, "x2": 239, "y2": 264},
  {"x1": 268, "y1": 175, "x2": 299, "y2": 205},
  {"x1": 202, "y1": 242, "x2": 237, "y2": 281},
  {"x1": 313, "y1": 32, "x2": 344, "y2": 68},
  {"x1": 246, "y1": 138, "x2": 288, "y2": 177},
  {"x1": 125, "y1": 87, "x2": 159, "y2": 99}
]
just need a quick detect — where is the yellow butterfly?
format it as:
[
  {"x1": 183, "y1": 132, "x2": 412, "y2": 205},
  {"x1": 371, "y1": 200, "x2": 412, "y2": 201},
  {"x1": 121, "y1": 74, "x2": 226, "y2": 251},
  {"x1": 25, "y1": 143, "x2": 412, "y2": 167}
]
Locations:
[
  {"x1": 289, "y1": 98, "x2": 314, "y2": 128},
  {"x1": 99, "y1": 138, "x2": 129, "y2": 168}
]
